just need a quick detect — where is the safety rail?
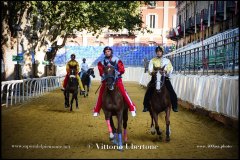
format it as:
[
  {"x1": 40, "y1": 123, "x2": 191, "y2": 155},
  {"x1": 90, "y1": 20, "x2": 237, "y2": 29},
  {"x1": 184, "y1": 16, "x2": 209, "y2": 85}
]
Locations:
[
  {"x1": 1, "y1": 76, "x2": 65, "y2": 107},
  {"x1": 165, "y1": 28, "x2": 239, "y2": 75}
]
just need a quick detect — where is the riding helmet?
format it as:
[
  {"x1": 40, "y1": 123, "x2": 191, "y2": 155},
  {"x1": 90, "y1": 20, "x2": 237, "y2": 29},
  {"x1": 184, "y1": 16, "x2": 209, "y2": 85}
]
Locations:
[
  {"x1": 103, "y1": 46, "x2": 113, "y2": 54},
  {"x1": 71, "y1": 54, "x2": 76, "y2": 58},
  {"x1": 155, "y1": 46, "x2": 164, "y2": 53}
]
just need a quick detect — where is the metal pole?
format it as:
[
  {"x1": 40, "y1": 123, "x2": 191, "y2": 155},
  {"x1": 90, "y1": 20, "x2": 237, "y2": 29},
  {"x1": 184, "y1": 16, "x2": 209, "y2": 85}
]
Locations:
[
  {"x1": 232, "y1": 35, "x2": 236, "y2": 75},
  {"x1": 33, "y1": 42, "x2": 35, "y2": 78},
  {"x1": 17, "y1": 31, "x2": 19, "y2": 80}
]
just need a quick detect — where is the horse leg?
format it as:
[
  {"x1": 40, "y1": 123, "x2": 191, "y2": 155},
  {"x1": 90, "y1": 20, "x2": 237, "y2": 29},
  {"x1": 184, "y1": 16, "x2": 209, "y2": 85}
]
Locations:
[
  {"x1": 104, "y1": 112, "x2": 114, "y2": 141},
  {"x1": 75, "y1": 92, "x2": 79, "y2": 109},
  {"x1": 110, "y1": 116, "x2": 117, "y2": 145},
  {"x1": 165, "y1": 107, "x2": 171, "y2": 142},
  {"x1": 86, "y1": 85, "x2": 89, "y2": 96},
  {"x1": 149, "y1": 109, "x2": 156, "y2": 135},
  {"x1": 152, "y1": 111, "x2": 162, "y2": 140},
  {"x1": 84, "y1": 85, "x2": 87, "y2": 98},
  {"x1": 70, "y1": 94, "x2": 74, "y2": 111},
  {"x1": 64, "y1": 91, "x2": 67, "y2": 108},
  {"x1": 66, "y1": 91, "x2": 70, "y2": 108},
  {"x1": 117, "y1": 112, "x2": 123, "y2": 151},
  {"x1": 123, "y1": 105, "x2": 128, "y2": 143}
]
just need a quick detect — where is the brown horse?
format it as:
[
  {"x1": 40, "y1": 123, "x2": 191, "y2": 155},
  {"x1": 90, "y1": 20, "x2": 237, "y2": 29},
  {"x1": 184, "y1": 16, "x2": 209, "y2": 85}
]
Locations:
[
  {"x1": 64, "y1": 67, "x2": 79, "y2": 111},
  {"x1": 149, "y1": 66, "x2": 171, "y2": 142},
  {"x1": 101, "y1": 64, "x2": 128, "y2": 151}
]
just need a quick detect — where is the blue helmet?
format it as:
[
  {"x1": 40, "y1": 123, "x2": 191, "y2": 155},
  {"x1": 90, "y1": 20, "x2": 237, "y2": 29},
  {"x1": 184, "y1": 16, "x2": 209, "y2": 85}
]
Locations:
[{"x1": 103, "y1": 46, "x2": 113, "y2": 54}]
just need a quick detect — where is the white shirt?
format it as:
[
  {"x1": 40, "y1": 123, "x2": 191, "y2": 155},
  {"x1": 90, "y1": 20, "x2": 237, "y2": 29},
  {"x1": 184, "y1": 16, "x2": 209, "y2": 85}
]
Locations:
[
  {"x1": 81, "y1": 62, "x2": 89, "y2": 72},
  {"x1": 148, "y1": 57, "x2": 173, "y2": 77}
]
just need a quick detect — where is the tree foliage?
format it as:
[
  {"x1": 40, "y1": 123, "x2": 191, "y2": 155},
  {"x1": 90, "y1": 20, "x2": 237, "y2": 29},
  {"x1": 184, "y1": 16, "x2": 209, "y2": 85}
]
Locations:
[
  {"x1": 30, "y1": 1, "x2": 144, "y2": 36},
  {"x1": 1, "y1": 1, "x2": 147, "y2": 79}
]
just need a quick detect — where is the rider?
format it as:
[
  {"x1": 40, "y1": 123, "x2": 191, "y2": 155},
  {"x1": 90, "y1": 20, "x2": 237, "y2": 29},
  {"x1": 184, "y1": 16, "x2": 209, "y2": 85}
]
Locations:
[
  {"x1": 61, "y1": 54, "x2": 85, "y2": 93},
  {"x1": 79, "y1": 58, "x2": 91, "y2": 87},
  {"x1": 142, "y1": 46, "x2": 178, "y2": 112},
  {"x1": 80, "y1": 58, "x2": 89, "y2": 78},
  {"x1": 93, "y1": 46, "x2": 137, "y2": 117}
]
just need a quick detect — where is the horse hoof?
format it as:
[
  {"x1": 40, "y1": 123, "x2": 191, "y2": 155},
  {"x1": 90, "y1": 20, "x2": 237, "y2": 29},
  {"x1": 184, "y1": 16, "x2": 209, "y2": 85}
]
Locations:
[
  {"x1": 112, "y1": 140, "x2": 118, "y2": 145},
  {"x1": 118, "y1": 146, "x2": 124, "y2": 152},
  {"x1": 166, "y1": 137, "x2": 170, "y2": 142},
  {"x1": 158, "y1": 131, "x2": 162, "y2": 136},
  {"x1": 110, "y1": 139, "x2": 117, "y2": 145},
  {"x1": 159, "y1": 136, "x2": 163, "y2": 141},
  {"x1": 109, "y1": 137, "x2": 114, "y2": 141}
]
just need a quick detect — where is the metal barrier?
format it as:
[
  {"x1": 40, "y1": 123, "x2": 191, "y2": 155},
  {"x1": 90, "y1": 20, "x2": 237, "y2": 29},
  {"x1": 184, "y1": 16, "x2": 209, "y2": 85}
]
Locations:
[
  {"x1": 1, "y1": 76, "x2": 65, "y2": 107},
  {"x1": 165, "y1": 28, "x2": 239, "y2": 75}
]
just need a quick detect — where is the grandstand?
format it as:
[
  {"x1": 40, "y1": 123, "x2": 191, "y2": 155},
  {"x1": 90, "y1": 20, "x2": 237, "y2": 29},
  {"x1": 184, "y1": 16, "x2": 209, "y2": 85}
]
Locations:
[{"x1": 54, "y1": 45, "x2": 174, "y2": 67}]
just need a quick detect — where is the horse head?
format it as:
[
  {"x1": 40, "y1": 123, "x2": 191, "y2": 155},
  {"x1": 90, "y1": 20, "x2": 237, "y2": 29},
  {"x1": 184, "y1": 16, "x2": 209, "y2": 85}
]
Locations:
[
  {"x1": 88, "y1": 68, "x2": 95, "y2": 78},
  {"x1": 103, "y1": 64, "x2": 116, "y2": 91},
  {"x1": 69, "y1": 67, "x2": 77, "y2": 82},
  {"x1": 153, "y1": 66, "x2": 166, "y2": 92}
]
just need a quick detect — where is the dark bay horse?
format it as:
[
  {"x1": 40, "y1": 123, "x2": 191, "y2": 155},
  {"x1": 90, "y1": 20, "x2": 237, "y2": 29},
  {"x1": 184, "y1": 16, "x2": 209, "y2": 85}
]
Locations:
[
  {"x1": 102, "y1": 64, "x2": 128, "y2": 151},
  {"x1": 79, "y1": 68, "x2": 95, "y2": 97},
  {"x1": 64, "y1": 67, "x2": 79, "y2": 111},
  {"x1": 149, "y1": 66, "x2": 171, "y2": 142}
]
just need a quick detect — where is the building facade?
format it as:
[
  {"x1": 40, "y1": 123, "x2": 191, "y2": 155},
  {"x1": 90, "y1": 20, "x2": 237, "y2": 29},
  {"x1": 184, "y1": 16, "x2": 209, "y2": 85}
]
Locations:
[
  {"x1": 65, "y1": 1, "x2": 177, "y2": 47},
  {"x1": 167, "y1": 1, "x2": 239, "y2": 49}
]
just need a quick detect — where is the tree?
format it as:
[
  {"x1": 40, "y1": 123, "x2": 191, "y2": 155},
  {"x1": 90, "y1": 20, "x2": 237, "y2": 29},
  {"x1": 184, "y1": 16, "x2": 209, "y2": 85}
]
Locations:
[{"x1": 1, "y1": 1, "x2": 147, "y2": 80}]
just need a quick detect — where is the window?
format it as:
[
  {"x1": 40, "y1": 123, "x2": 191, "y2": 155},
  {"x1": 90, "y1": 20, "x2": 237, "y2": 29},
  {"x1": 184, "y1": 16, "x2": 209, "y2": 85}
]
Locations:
[
  {"x1": 148, "y1": 1, "x2": 156, "y2": 8},
  {"x1": 149, "y1": 15, "x2": 156, "y2": 28}
]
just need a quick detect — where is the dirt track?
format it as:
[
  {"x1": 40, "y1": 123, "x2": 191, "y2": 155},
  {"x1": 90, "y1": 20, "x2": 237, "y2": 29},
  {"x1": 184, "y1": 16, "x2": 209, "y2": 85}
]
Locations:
[{"x1": 1, "y1": 81, "x2": 239, "y2": 159}]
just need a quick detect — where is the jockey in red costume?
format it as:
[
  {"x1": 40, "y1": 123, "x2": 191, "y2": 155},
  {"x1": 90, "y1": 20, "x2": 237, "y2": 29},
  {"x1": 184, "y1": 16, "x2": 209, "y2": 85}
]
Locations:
[{"x1": 93, "y1": 46, "x2": 137, "y2": 117}]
